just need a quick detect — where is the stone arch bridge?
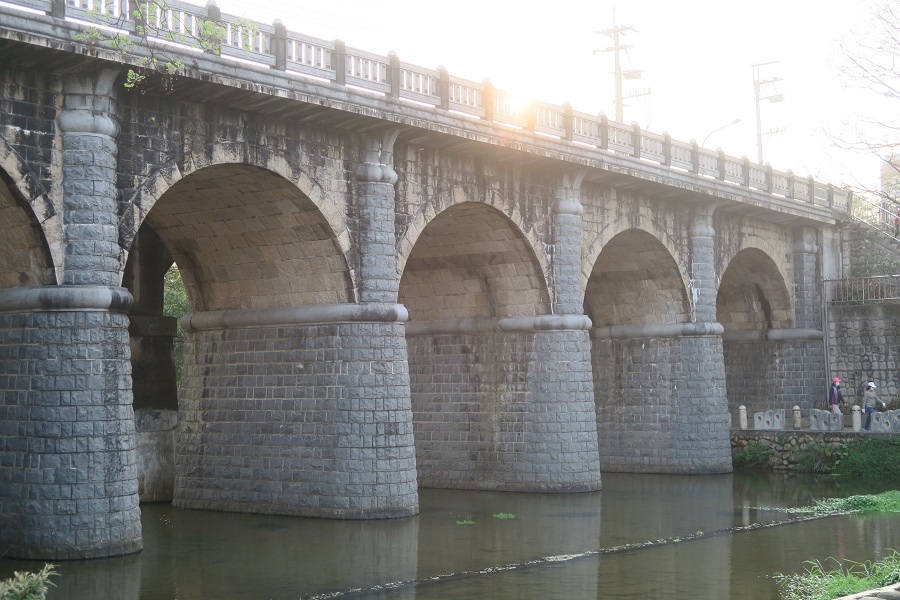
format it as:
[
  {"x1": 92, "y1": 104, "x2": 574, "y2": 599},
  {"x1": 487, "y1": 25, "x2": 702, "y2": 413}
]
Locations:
[{"x1": 0, "y1": 0, "x2": 845, "y2": 559}]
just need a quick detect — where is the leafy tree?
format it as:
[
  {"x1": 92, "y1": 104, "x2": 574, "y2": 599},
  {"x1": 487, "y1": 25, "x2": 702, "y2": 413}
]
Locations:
[{"x1": 162, "y1": 264, "x2": 188, "y2": 382}]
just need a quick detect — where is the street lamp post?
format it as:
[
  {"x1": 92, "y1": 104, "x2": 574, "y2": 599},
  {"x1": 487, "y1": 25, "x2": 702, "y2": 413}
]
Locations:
[
  {"x1": 753, "y1": 61, "x2": 784, "y2": 164},
  {"x1": 701, "y1": 118, "x2": 742, "y2": 148}
]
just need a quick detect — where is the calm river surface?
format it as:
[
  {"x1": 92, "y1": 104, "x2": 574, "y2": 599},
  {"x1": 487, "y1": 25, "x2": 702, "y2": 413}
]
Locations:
[{"x1": 2, "y1": 472, "x2": 899, "y2": 599}]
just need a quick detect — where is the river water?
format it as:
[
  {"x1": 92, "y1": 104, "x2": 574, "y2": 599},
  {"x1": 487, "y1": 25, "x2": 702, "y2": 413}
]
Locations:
[{"x1": 2, "y1": 472, "x2": 899, "y2": 599}]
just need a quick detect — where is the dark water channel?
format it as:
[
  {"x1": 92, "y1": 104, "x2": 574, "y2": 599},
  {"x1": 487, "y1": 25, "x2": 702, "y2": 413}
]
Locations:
[{"x1": 3, "y1": 472, "x2": 900, "y2": 599}]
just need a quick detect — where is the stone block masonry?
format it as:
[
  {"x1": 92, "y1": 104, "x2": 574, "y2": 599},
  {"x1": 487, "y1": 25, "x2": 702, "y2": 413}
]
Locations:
[
  {"x1": 407, "y1": 321, "x2": 601, "y2": 492},
  {"x1": 175, "y1": 308, "x2": 418, "y2": 518},
  {"x1": 0, "y1": 288, "x2": 142, "y2": 559}
]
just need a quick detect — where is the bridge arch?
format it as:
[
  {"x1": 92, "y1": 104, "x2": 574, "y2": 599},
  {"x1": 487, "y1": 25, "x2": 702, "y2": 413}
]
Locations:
[
  {"x1": 126, "y1": 161, "x2": 355, "y2": 311},
  {"x1": 0, "y1": 141, "x2": 58, "y2": 286},
  {"x1": 398, "y1": 199, "x2": 551, "y2": 320},
  {"x1": 584, "y1": 228, "x2": 690, "y2": 326},
  {"x1": 717, "y1": 246, "x2": 793, "y2": 331},
  {"x1": 397, "y1": 185, "x2": 550, "y2": 304},
  {"x1": 120, "y1": 146, "x2": 353, "y2": 300},
  {"x1": 718, "y1": 246, "x2": 800, "y2": 418},
  {"x1": 581, "y1": 214, "x2": 691, "y2": 312}
]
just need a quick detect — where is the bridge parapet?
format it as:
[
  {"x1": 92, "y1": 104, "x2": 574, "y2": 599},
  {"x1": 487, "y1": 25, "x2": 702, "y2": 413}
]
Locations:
[{"x1": 2, "y1": 0, "x2": 850, "y2": 217}]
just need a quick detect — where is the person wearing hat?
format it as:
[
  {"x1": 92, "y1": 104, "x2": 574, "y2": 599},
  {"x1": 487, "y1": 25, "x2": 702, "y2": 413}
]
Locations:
[
  {"x1": 828, "y1": 377, "x2": 844, "y2": 415},
  {"x1": 863, "y1": 382, "x2": 880, "y2": 430}
]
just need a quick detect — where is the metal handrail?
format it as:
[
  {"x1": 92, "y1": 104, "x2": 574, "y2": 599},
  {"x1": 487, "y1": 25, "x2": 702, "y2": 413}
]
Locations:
[{"x1": 826, "y1": 274, "x2": 900, "y2": 304}]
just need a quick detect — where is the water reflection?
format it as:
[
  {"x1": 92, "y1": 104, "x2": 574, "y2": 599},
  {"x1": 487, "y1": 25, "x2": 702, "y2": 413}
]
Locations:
[{"x1": 1, "y1": 472, "x2": 898, "y2": 599}]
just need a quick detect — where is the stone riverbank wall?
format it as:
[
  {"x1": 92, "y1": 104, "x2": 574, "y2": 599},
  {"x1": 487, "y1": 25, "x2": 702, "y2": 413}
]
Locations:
[{"x1": 730, "y1": 430, "x2": 887, "y2": 471}]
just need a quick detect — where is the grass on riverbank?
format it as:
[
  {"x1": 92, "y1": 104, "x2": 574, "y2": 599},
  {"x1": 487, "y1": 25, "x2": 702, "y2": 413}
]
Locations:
[
  {"x1": 784, "y1": 490, "x2": 900, "y2": 515},
  {"x1": 775, "y1": 491, "x2": 900, "y2": 599},
  {"x1": 775, "y1": 549, "x2": 900, "y2": 600}
]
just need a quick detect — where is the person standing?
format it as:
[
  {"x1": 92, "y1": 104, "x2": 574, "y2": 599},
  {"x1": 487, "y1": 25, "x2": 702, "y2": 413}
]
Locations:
[
  {"x1": 863, "y1": 382, "x2": 880, "y2": 430},
  {"x1": 828, "y1": 377, "x2": 844, "y2": 415}
]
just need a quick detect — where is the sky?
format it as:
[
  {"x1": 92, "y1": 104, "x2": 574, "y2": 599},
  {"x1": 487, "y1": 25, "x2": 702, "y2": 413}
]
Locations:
[{"x1": 196, "y1": 0, "x2": 892, "y2": 193}]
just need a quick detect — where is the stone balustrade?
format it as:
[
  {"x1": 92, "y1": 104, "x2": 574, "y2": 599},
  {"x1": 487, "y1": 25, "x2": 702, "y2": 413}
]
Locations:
[{"x1": 1, "y1": 0, "x2": 851, "y2": 214}]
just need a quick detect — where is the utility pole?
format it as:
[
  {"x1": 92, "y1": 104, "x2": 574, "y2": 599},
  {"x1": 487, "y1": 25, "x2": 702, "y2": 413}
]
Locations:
[
  {"x1": 595, "y1": 10, "x2": 645, "y2": 122},
  {"x1": 753, "y1": 61, "x2": 785, "y2": 164}
]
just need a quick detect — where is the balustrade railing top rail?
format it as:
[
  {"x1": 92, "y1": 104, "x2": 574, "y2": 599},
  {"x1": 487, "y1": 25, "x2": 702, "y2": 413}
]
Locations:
[{"x1": 3, "y1": 0, "x2": 852, "y2": 214}]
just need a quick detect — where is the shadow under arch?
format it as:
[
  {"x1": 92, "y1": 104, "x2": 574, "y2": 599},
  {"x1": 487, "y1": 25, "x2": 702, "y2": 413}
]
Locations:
[
  {"x1": 137, "y1": 162, "x2": 354, "y2": 311},
  {"x1": 581, "y1": 214, "x2": 691, "y2": 309},
  {"x1": 0, "y1": 144, "x2": 58, "y2": 286},
  {"x1": 119, "y1": 150, "x2": 352, "y2": 297},
  {"x1": 397, "y1": 191, "x2": 552, "y2": 302},
  {"x1": 718, "y1": 247, "x2": 801, "y2": 417},
  {"x1": 584, "y1": 228, "x2": 690, "y2": 327}
]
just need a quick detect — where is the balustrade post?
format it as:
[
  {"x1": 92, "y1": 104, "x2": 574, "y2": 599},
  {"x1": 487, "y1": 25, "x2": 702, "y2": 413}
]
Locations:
[
  {"x1": 765, "y1": 163, "x2": 773, "y2": 193},
  {"x1": 272, "y1": 19, "x2": 287, "y2": 71},
  {"x1": 438, "y1": 65, "x2": 450, "y2": 111},
  {"x1": 787, "y1": 169, "x2": 795, "y2": 200},
  {"x1": 387, "y1": 51, "x2": 401, "y2": 100},
  {"x1": 717, "y1": 149, "x2": 726, "y2": 181},
  {"x1": 631, "y1": 122, "x2": 641, "y2": 159},
  {"x1": 663, "y1": 132, "x2": 672, "y2": 167},
  {"x1": 807, "y1": 175, "x2": 815, "y2": 204},
  {"x1": 599, "y1": 113, "x2": 609, "y2": 151},
  {"x1": 563, "y1": 102, "x2": 574, "y2": 142},
  {"x1": 742, "y1": 156, "x2": 750, "y2": 187},
  {"x1": 483, "y1": 79, "x2": 494, "y2": 122},
  {"x1": 333, "y1": 39, "x2": 346, "y2": 85},
  {"x1": 690, "y1": 140, "x2": 699, "y2": 174},
  {"x1": 50, "y1": 0, "x2": 65, "y2": 18},
  {"x1": 828, "y1": 184, "x2": 834, "y2": 208}
]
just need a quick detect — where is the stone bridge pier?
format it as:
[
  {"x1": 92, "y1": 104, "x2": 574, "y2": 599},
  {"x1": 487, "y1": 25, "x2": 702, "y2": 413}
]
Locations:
[{"x1": 0, "y1": 70, "x2": 143, "y2": 559}]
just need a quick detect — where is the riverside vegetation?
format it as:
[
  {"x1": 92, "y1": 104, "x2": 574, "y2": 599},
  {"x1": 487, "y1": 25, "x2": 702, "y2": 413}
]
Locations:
[
  {"x1": 774, "y1": 489, "x2": 900, "y2": 599},
  {"x1": 735, "y1": 437, "x2": 900, "y2": 600},
  {"x1": 0, "y1": 564, "x2": 56, "y2": 600}
]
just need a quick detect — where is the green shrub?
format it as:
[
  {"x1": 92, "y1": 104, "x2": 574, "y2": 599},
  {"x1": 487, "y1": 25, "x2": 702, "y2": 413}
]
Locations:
[
  {"x1": 795, "y1": 440, "x2": 846, "y2": 474},
  {"x1": 831, "y1": 437, "x2": 900, "y2": 479},
  {"x1": 734, "y1": 442, "x2": 773, "y2": 469},
  {"x1": 0, "y1": 564, "x2": 57, "y2": 600}
]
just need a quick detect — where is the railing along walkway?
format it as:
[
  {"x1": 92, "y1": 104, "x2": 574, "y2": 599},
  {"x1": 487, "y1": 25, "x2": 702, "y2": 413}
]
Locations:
[
  {"x1": 0, "y1": 0, "x2": 854, "y2": 213},
  {"x1": 827, "y1": 274, "x2": 900, "y2": 305}
]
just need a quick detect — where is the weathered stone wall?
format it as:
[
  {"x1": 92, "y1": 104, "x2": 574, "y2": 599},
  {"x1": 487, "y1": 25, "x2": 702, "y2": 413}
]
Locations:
[
  {"x1": 175, "y1": 319, "x2": 418, "y2": 519},
  {"x1": 407, "y1": 326, "x2": 600, "y2": 491},
  {"x1": 827, "y1": 304, "x2": 900, "y2": 404},
  {"x1": 0, "y1": 304, "x2": 142, "y2": 559},
  {"x1": 725, "y1": 339, "x2": 826, "y2": 415},
  {"x1": 593, "y1": 334, "x2": 732, "y2": 474}
]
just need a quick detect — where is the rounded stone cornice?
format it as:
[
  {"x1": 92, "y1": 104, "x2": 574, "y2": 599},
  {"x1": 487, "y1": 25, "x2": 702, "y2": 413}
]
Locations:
[
  {"x1": 722, "y1": 328, "x2": 823, "y2": 342},
  {"x1": 0, "y1": 285, "x2": 133, "y2": 312},
  {"x1": 405, "y1": 314, "x2": 592, "y2": 336},
  {"x1": 591, "y1": 321, "x2": 724, "y2": 339},
  {"x1": 554, "y1": 198, "x2": 584, "y2": 216},
  {"x1": 58, "y1": 110, "x2": 120, "y2": 138},
  {"x1": 181, "y1": 302, "x2": 409, "y2": 332}
]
